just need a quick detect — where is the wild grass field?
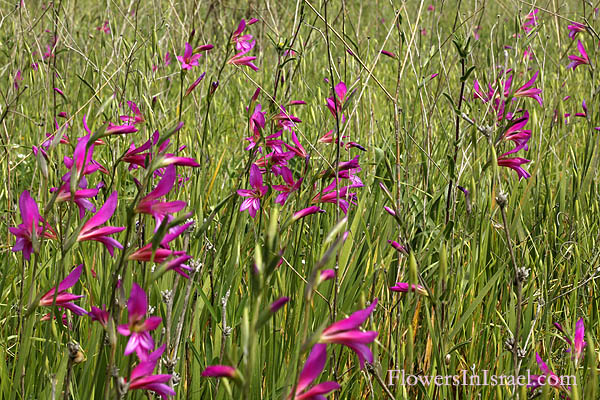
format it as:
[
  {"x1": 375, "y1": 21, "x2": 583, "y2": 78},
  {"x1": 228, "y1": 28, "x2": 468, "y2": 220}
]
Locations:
[{"x1": 1, "y1": 0, "x2": 599, "y2": 399}]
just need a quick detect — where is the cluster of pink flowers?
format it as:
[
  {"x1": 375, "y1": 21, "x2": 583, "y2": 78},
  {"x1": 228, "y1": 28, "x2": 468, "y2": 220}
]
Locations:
[
  {"x1": 472, "y1": 69, "x2": 542, "y2": 179},
  {"x1": 237, "y1": 80, "x2": 365, "y2": 220},
  {"x1": 227, "y1": 19, "x2": 260, "y2": 70}
]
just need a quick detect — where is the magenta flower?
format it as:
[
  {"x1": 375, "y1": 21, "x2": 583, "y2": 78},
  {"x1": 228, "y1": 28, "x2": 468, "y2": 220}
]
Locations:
[
  {"x1": 10, "y1": 191, "x2": 57, "y2": 261},
  {"x1": 473, "y1": 79, "x2": 493, "y2": 102},
  {"x1": 76, "y1": 191, "x2": 125, "y2": 256},
  {"x1": 502, "y1": 111, "x2": 531, "y2": 155},
  {"x1": 154, "y1": 134, "x2": 201, "y2": 168},
  {"x1": 177, "y1": 42, "x2": 201, "y2": 70},
  {"x1": 497, "y1": 153, "x2": 531, "y2": 179},
  {"x1": 288, "y1": 343, "x2": 340, "y2": 400},
  {"x1": 184, "y1": 72, "x2": 206, "y2": 97},
  {"x1": 567, "y1": 22, "x2": 586, "y2": 39},
  {"x1": 319, "y1": 299, "x2": 378, "y2": 369},
  {"x1": 105, "y1": 122, "x2": 138, "y2": 135},
  {"x1": 164, "y1": 254, "x2": 194, "y2": 278},
  {"x1": 292, "y1": 206, "x2": 325, "y2": 221},
  {"x1": 572, "y1": 318, "x2": 586, "y2": 362},
  {"x1": 96, "y1": 20, "x2": 110, "y2": 34},
  {"x1": 120, "y1": 101, "x2": 145, "y2": 125},
  {"x1": 380, "y1": 50, "x2": 396, "y2": 59},
  {"x1": 227, "y1": 52, "x2": 259, "y2": 71},
  {"x1": 312, "y1": 180, "x2": 358, "y2": 214},
  {"x1": 202, "y1": 365, "x2": 238, "y2": 379},
  {"x1": 284, "y1": 131, "x2": 309, "y2": 159},
  {"x1": 237, "y1": 164, "x2": 268, "y2": 218},
  {"x1": 273, "y1": 108, "x2": 302, "y2": 131},
  {"x1": 164, "y1": 52, "x2": 171, "y2": 66},
  {"x1": 567, "y1": 40, "x2": 590, "y2": 70},
  {"x1": 129, "y1": 221, "x2": 193, "y2": 264},
  {"x1": 326, "y1": 82, "x2": 348, "y2": 122},
  {"x1": 557, "y1": 319, "x2": 587, "y2": 362},
  {"x1": 273, "y1": 167, "x2": 303, "y2": 205},
  {"x1": 270, "y1": 297, "x2": 289, "y2": 313},
  {"x1": 117, "y1": 283, "x2": 162, "y2": 358},
  {"x1": 135, "y1": 165, "x2": 187, "y2": 229},
  {"x1": 319, "y1": 269, "x2": 335, "y2": 283},
  {"x1": 513, "y1": 71, "x2": 543, "y2": 106},
  {"x1": 531, "y1": 352, "x2": 561, "y2": 389},
  {"x1": 62, "y1": 134, "x2": 106, "y2": 187},
  {"x1": 89, "y1": 304, "x2": 109, "y2": 328},
  {"x1": 575, "y1": 100, "x2": 588, "y2": 118},
  {"x1": 122, "y1": 131, "x2": 159, "y2": 170},
  {"x1": 51, "y1": 184, "x2": 98, "y2": 218},
  {"x1": 522, "y1": 8, "x2": 539, "y2": 33},
  {"x1": 39, "y1": 264, "x2": 87, "y2": 315},
  {"x1": 390, "y1": 283, "x2": 428, "y2": 296},
  {"x1": 232, "y1": 19, "x2": 256, "y2": 53},
  {"x1": 388, "y1": 240, "x2": 408, "y2": 255},
  {"x1": 127, "y1": 344, "x2": 175, "y2": 398},
  {"x1": 14, "y1": 70, "x2": 22, "y2": 90}
]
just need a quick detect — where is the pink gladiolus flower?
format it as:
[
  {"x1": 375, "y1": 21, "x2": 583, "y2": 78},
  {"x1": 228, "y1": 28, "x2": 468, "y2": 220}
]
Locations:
[
  {"x1": 502, "y1": 111, "x2": 531, "y2": 155},
  {"x1": 273, "y1": 167, "x2": 302, "y2": 205},
  {"x1": 567, "y1": 22, "x2": 586, "y2": 39},
  {"x1": 380, "y1": 50, "x2": 396, "y2": 58},
  {"x1": 575, "y1": 100, "x2": 588, "y2": 118},
  {"x1": 39, "y1": 264, "x2": 87, "y2": 315},
  {"x1": 177, "y1": 42, "x2": 201, "y2": 70},
  {"x1": 135, "y1": 165, "x2": 187, "y2": 229},
  {"x1": 284, "y1": 131, "x2": 309, "y2": 159},
  {"x1": 320, "y1": 300, "x2": 378, "y2": 369},
  {"x1": 127, "y1": 344, "x2": 175, "y2": 398},
  {"x1": 522, "y1": 9, "x2": 539, "y2": 33},
  {"x1": 326, "y1": 82, "x2": 348, "y2": 123},
  {"x1": 473, "y1": 79, "x2": 493, "y2": 102},
  {"x1": 106, "y1": 122, "x2": 138, "y2": 135},
  {"x1": 288, "y1": 343, "x2": 340, "y2": 400},
  {"x1": 390, "y1": 282, "x2": 428, "y2": 296},
  {"x1": 128, "y1": 221, "x2": 193, "y2": 276},
  {"x1": 122, "y1": 131, "x2": 159, "y2": 169},
  {"x1": 532, "y1": 353, "x2": 561, "y2": 389},
  {"x1": 270, "y1": 297, "x2": 289, "y2": 313},
  {"x1": 14, "y1": 70, "x2": 22, "y2": 90},
  {"x1": 117, "y1": 283, "x2": 162, "y2": 358},
  {"x1": 273, "y1": 108, "x2": 301, "y2": 131},
  {"x1": 89, "y1": 304, "x2": 109, "y2": 328},
  {"x1": 9, "y1": 191, "x2": 56, "y2": 260},
  {"x1": 292, "y1": 206, "x2": 325, "y2": 221},
  {"x1": 232, "y1": 19, "x2": 256, "y2": 53},
  {"x1": 164, "y1": 52, "x2": 171, "y2": 66},
  {"x1": 383, "y1": 206, "x2": 396, "y2": 216},
  {"x1": 51, "y1": 184, "x2": 98, "y2": 218},
  {"x1": 202, "y1": 365, "x2": 238, "y2": 379},
  {"x1": 497, "y1": 153, "x2": 531, "y2": 179},
  {"x1": 227, "y1": 52, "x2": 259, "y2": 71},
  {"x1": 388, "y1": 240, "x2": 408, "y2": 255},
  {"x1": 567, "y1": 40, "x2": 590, "y2": 70},
  {"x1": 427, "y1": 5, "x2": 434, "y2": 11},
  {"x1": 312, "y1": 180, "x2": 358, "y2": 214},
  {"x1": 572, "y1": 318, "x2": 586, "y2": 362},
  {"x1": 120, "y1": 101, "x2": 145, "y2": 125},
  {"x1": 319, "y1": 269, "x2": 335, "y2": 282},
  {"x1": 96, "y1": 20, "x2": 110, "y2": 34},
  {"x1": 513, "y1": 71, "x2": 543, "y2": 106},
  {"x1": 237, "y1": 164, "x2": 268, "y2": 218},
  {"x1": 41, "y1": 311, "x2": 70, "y2": 328},
  {"x1": 184, "y1": 72, "x2": 206, "y2": 97},
  {"x1": 76, "y1": 191, "x2": 125, "y2": 256}
]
